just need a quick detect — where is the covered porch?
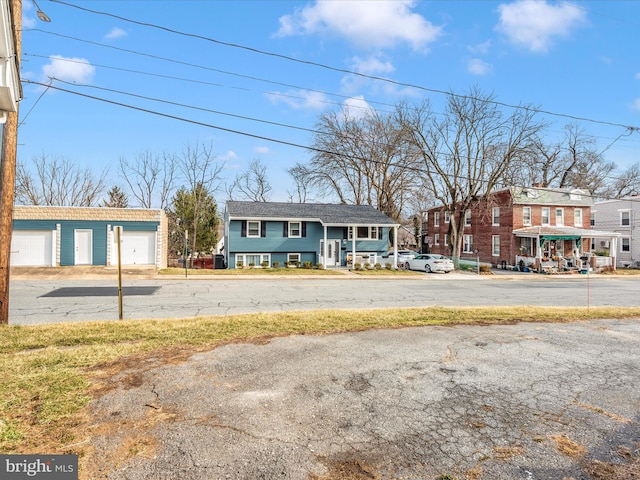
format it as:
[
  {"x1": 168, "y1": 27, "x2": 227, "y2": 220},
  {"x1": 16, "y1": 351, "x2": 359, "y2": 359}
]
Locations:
[{"x1": 512, "y1": 226, "x2": 620, "y2": 273}]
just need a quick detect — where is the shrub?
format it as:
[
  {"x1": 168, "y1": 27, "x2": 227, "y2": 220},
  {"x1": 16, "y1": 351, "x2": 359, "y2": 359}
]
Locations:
[
  {"x1": 385, "y1": 262, "x2": 392, "y2": 270},
  {"x1": 315, "y1": 263, "x2": 324, "y2": 269},
  {"x1": 261, "y1": 261, "x2": 269, "y2": 268},
  {"x1": 272, "y1": 261, "x2": 279, "y2": 268},
  {"x1": 302, "y1": 261, "x2": 313, "y2": 269},
  {"x1": 479, "y1": 264, "x2": 491, "y2": 273},
  {"x1": 374, "y1": 262, "x2": 382, "y2": 270},
  {"x1": 236, "y1": 261, "x2": 243, "y2": 268},
  {"x1": 248, "y1": 262, "x2": 256, "y2": 268},
  {"x1": 354, "y1": 262, "x2": 362, "y2": 270}
]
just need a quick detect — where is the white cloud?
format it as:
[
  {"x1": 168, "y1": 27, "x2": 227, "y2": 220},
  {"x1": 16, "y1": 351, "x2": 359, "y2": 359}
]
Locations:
[
  {"x1": 496, "y1": 0, "x2": 587, "y2": 53},
  {"x1": 104, "y1": 27, "x2": 127, "y2": 40},
  {"x1": 266, "y1": 89, "x2": 328, "y2": 110},
  {"x1": 350, "y1": 55, "x2": 395, "y2": 75},
  {"x1": 342, "y1": 96, "x2": 374, "y2": 120},
  {"x1": 221, "y1": 150, "x2": 238, "y2": 161},
  {"x1": 276, "y1": 0, "x2": 442, "y2": 51},
  {"x1": 467, "y1": 58, "x2": 493, "y2": 75},
  {"x1": 42, "y1": 55, "x2": 95, "y2": 84},
  {"x1": 468, "y1": 40, "x2": 492, "y2": 55},
  {"x1": 633, "y1": 99, "x2": 640, "y2": 112},
  {"x1": 254, "y1": 146, "x2": 270, "y2": 154}
]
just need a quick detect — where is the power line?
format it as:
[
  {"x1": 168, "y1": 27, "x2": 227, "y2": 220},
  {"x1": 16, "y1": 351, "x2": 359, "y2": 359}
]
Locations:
[
  {"x1": 22, "y1": 79, "x2": 640, "y2": 205},
  {"x1": 49, "y1": 0, "x2": 640, "y2": 132},
  {"x1": 23, "y1": 28, "x2": 399, "y2": 112}
]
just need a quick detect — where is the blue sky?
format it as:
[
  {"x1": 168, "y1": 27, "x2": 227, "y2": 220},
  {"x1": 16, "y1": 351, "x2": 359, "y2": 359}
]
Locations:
[{"x1": 18, "y1": 0, "x2": 640, "y2": 205}]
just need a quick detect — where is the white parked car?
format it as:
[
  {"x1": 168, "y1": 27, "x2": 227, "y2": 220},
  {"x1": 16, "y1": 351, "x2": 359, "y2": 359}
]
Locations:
[
  {"x1": 382, "y1": 250, "x2": 416, "y2": 267},
  {"x1": 405, "y1": 254, "x2": 454, "y2": 273}
]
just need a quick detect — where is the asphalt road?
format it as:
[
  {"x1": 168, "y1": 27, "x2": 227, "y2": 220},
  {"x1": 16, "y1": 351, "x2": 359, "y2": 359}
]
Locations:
[
  {"x1": 8, "y1": 274, "x2": 640, "y2": 325},
  {"x1": 86, "y1": 319, "x2": 640, "y2": 479}
]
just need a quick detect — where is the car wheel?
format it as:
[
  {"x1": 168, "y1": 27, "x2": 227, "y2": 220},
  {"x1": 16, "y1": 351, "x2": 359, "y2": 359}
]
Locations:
[
  {"x1": 404, "y1": 262, "x2": 410, "y2": 270},
  {"x1": 425, "y1": 264, "x2": 432, "y2": 273}
]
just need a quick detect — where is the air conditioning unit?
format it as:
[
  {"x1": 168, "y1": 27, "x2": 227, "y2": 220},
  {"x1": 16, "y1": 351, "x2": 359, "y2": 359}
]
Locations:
[{"x1": 600, "y1": 240, "x2": 610, "y2": 248}]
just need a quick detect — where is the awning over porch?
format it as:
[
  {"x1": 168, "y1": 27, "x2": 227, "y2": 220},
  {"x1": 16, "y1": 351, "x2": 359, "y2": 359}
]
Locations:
[{"x1": 512, "y1": 226, "x2": 621, "y2": 269}]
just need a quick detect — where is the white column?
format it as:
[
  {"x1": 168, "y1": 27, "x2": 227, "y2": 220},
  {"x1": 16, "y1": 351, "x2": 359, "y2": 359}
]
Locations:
[
  {"x1": 323, "y1": 225, "x2": 328, "y2": 269},
  {"x1": 351, "y1": 225, "x2": 356, "y2": 269},
  {"x1": 393, "y1": 225, "x2": 398, "y2": 269},
  {"x1": 610, "y1": 236, "x2": 617, "y2": 270}
]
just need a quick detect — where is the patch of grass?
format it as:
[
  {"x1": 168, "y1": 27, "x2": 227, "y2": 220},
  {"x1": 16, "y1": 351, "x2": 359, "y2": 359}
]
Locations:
[
  {"x1": 348, "y1": 268, "x2": 421, "y2": 276},
  {"x1": 1, "y1": 306, "x2": 639, "y2": 457}
]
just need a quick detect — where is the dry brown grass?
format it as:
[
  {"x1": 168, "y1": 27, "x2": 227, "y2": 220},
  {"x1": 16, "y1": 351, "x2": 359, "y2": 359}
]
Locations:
[{"x1": 1, "y1": 306, "x2": 639, "y2": 460}]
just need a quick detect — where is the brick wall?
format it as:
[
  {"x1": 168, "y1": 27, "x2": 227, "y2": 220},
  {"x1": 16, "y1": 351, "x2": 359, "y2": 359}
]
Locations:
[{"x1": 13, "y1": 205, "x2": 164, "y2": 223}]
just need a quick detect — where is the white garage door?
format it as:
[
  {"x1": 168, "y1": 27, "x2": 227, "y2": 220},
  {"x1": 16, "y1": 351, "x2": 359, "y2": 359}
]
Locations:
[
  {"x1": 10, "y1": 230, "x2": 54, "y2": 266},
  {"x1": 118, "y1": 231, "x2": 156, "y2": 265}
]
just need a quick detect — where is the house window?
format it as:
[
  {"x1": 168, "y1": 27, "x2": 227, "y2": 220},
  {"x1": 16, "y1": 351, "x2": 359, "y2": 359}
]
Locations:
[
  {"x1": 247, "y1": 221, "x2": 260, "y2": 238},
  {"x1": 434, "y1": 212, "x2": 440, "y2": 227},
  {"x1": 574, "y1": 208, "x2": 583, "y2": 227},
  {"x1": 556, "y1": 208, "x2": 564, "y2": 226},
  {"x1": 349, "y1": 226, "x2": 381, "y2": 240},
  {"x1": 520, "y1": 237, "x2": 533, "y2": 256},
  {"x1": 590, "y1": 212, "x2": 595, "y2": 227},
  {"x1": 621, "y1": 238, "x2": 630, "y2": 252},
  {"x1": 523, "y1": 207, "x2": 532, "y2": 226},
  {"x1": 444, "y1": 211, "x2": 450, "y2": 224},
  {"x1": 492, "y1": 235, "x2": 500, "y2": 256},
  {"x1": 463, "y1": 235, "x2": 473, "y2": 254},
  {"x1": 434, "y1": 233, "x2": 440, "y2": 246},
  {"x1": 541, "y1": 208, "x2": 550, "y2": 225},
  {"x1": 236, "y1": 253, "x2": 270, "y2": 267},
  {"x1": 444, "y1": 234, "x2": 449, "y2": 246},
  {"x1": 288, "y1": 222, "x2": 301, "y2": 237},
  {"x1": 287, "y1": 253, "x2": 301, "y2": 263},
  {"x1": 492, "y1": 207, "x2": 500, "y2": 226},
  {"x1": 465, "y1": 210, "x2": 471, "y2": 226},
  {"x1": 620, "y1": 211, "x2": 630, "y2": 226}
]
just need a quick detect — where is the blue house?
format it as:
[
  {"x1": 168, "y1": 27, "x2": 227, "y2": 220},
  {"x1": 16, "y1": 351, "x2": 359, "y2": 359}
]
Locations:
[{"x1": 224, "y1": 202, "x2": 400, "y2": 269}]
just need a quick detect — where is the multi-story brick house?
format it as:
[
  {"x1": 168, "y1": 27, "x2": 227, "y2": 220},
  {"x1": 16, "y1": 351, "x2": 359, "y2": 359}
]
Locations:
[
  {"x1": 592, "y1": 196, "x2": 640, "y2": 268},
  {"x1": 426, "y1": 186, "x2": 620, "y2": 271}
]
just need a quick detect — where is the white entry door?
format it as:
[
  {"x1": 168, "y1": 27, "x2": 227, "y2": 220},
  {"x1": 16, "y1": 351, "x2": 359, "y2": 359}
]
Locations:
[
  {"x1": 320, "y1": 240, "x2": 341, "y2": 267},
  {"x1": 74, "y1": 229, "x2": 93, "y2": 265}
]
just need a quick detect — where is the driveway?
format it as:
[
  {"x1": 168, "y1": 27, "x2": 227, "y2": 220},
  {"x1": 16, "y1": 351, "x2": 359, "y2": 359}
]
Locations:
[{"x1": 84, "y1": 319, "x2": 640, "y2": 479}]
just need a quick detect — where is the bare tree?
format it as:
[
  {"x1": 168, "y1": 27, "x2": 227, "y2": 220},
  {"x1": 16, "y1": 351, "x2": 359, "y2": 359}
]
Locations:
[
  {"x1": 297, "y1": 107, "x2": 420, "y2": 221},
  {"x1": 173, "y1": 141, "x2": 225, "y2": 267},
  {"x1": 15, "y1": 154, "x2": 108, "y2": 206},
  {"x1": 119, "y1": 150, "x2": 177, "y2": 209},
  {"x1": 396, "y1": 88, "x2": 544, "y2": 260},
  {"x1": 227, "y1": 158, "x2": 272, "y2": 202},
  {"x1": 287, "y1": 163, "x2": 310, "y2": 203},
  {"x1": 610, "y1": 162, "x2": 640, "y2": 198}
]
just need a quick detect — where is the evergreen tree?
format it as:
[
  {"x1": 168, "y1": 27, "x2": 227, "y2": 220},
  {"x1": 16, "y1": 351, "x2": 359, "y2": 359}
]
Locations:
[
  {"x1": 167, "y1": 183, "x2": 219, "y2": 264},
  {"x1": 101, "y1": 186, "x2": 129, "y2": 208}
]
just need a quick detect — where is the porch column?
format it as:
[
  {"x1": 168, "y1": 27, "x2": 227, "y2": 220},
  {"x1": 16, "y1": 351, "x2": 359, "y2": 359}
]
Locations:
[
  {"x1": 351, "y1": 225, "x2": 356, "y2": 269},
  {"x1": 610, "y1": 236, "x2": 617, "y2": 270},
  {"x1": 393, "y1": 225, "x2": 398, "y2": 269},
  {"x1": 323, "y1": 225, "x2": 328, "y2": 269}
]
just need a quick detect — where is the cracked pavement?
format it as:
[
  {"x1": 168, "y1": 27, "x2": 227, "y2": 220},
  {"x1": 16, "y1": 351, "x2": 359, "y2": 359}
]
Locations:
[{"x1": 85, "y1": 319, "x2": 640, "y2": 479}]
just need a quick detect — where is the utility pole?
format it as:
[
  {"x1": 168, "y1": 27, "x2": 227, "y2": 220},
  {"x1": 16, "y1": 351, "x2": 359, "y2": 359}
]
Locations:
[{"x1": 0, "y1": 0, "x2": 21, "y2": 324}]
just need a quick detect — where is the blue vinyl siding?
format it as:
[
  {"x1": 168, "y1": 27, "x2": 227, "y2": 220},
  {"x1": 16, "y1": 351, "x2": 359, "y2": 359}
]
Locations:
[{"x1": 227, "y1": 219, "x2": 390, "y2": 268}]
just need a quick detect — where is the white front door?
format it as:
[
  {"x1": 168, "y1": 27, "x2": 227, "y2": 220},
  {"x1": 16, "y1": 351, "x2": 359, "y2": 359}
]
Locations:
[
  {"x1": 320, "y1": 240, "x2": 341, "y2": 267},
  {"x1": 74, "y1": 229, "x2": 93, "y2": 265}
]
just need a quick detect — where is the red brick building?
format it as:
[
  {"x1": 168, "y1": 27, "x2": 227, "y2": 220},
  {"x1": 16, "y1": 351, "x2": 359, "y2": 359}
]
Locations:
[{"x1": 426, "y1": 187, "x2": 620, "y2": 271}]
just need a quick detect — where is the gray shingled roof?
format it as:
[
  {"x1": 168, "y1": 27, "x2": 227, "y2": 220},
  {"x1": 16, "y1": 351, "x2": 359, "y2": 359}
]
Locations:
[
  {"x1": 510, "y1": 187, "x2": 593, "y2": 206},
  {"x1": 226, "y1": 201, "x2": 398, "y2": 226}
]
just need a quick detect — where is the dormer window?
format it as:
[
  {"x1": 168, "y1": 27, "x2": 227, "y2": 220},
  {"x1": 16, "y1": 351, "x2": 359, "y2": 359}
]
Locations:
[{"x1": 570, "y1": 189, "x2": 584, "y2": 200}]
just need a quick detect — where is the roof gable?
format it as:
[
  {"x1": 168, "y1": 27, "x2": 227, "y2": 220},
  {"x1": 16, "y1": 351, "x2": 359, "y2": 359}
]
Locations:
[{"x1": 510, "y1": 187, "x2": 593, "y2": 206}]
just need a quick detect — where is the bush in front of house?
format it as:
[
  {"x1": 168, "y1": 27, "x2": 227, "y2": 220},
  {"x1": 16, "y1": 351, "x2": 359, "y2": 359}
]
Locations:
[
  {"x1": 302, "y1": 261, "x2": 313, "y2": 269},
  {"x1": 272, "y1": 261, "x2": 280, "y2": 268},
  {"x1": 385, "y1": 262, "x2": 392, "y2": 270},
  {"x1": 236, "y1": 261, "x2": 243, "y2": 269}
]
